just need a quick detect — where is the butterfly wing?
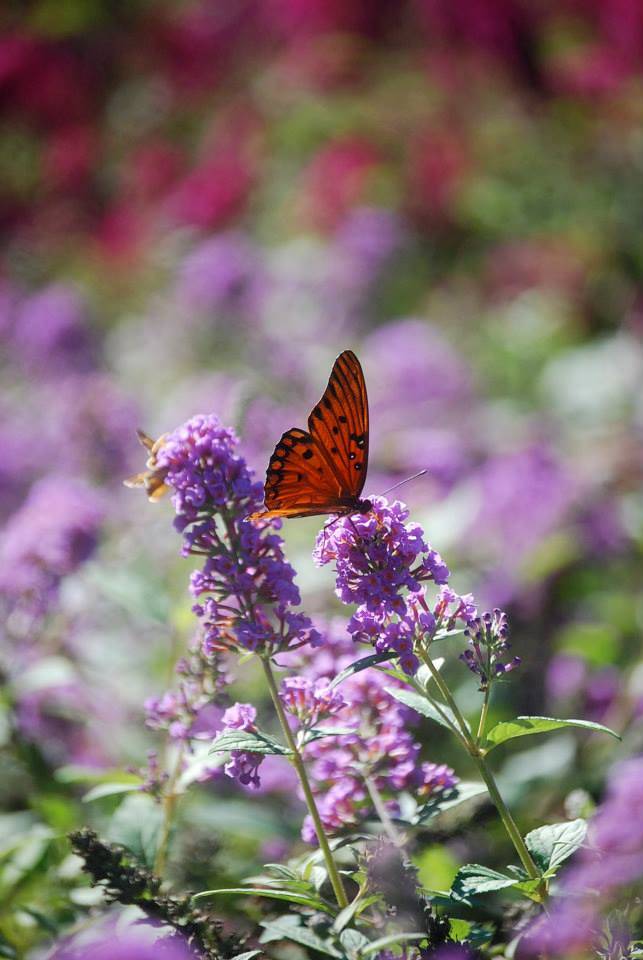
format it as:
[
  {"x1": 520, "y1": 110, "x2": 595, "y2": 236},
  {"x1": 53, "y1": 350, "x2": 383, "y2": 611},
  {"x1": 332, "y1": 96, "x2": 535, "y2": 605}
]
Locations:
[
  {"x1": 249, "y1": 427, "x2": 347, "y2": 519},
  {"x1": 249, "y1": 350, "x2": 369, "y2": 521},
  {"x1": 307, "y1": 349, "x2": 369, "y2": 499}
]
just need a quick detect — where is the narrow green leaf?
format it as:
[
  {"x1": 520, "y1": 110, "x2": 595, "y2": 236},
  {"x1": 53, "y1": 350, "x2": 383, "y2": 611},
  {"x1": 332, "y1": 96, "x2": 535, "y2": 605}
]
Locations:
[
  {"x1": 231, "y1": 952, "x2": 262, "y2": 960},
  {"x1": 385, "y1": 686, "x2": 460, "y2": 732},
  {"x1": 361, "y1": 932, "x2": 428, "y2": 955},
  {"x1": 331, "y1": 651, "x2": 394, "y2": 689},
  {"x1": 483, "y1": 716, "x2": 621, "y2": 752},
  {"x1": 209, "y1": 729, "x2": 291, "y2": 756},
  {"x1": 259, "y1": 916, "x2": 342, "y2": 956},
  {"x1": 193, "y1": 887, "x2": 331, "y2": 911},
  {"x1": 82, "y1": 782, "x2": 142, "y2": 803},
  {"x1": 451, "y1": 864, "x2": 516, "y2": 899},
  {"x1": 525, "y1": 819, "x2": 588, "y2": 873},
  {"x1": 107, "y1": 794, "x2": 164, "y2": 868}
]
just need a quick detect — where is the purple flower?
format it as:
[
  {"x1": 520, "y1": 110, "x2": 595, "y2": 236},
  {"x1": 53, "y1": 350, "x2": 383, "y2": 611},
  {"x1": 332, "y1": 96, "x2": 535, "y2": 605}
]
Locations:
[
  {"x1": 279, "y1": 676, "x2": 346, "y2": 727},
  {"x1": 314, "y1": 497, "x2": 448, "y2": 611},
  {"x1": 219, "y1": 701, "x2": 264, "y2": 789},
  {"x1": 315, "y1": 497, "x2": 450, "y2": 675},
  {"x1": 0, "y1": 476, "x2": 104, "y2": 615},
  {"x1": 460, "y1": 608, "x2": 520, "y2": 690},
  {"x1": 175, "y1": 230, "x2": 265, "y2": 317},
  {"x1": 51, "y1": 922, "x2": 194, "y2": 960},
  {"x1": 294, "y1": 626, "x2": 457, "y2": 843},
  {"x1": 10, "y1": 283, "x2": 95, "y2": 376},
  {"x1": 141, "y1": 413, "x2": 320, "y2": 657}
]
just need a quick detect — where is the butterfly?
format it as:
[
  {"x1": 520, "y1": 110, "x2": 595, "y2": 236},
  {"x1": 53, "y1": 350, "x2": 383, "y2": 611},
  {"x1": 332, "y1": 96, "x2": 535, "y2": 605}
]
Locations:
[{"x1": 249, "y1": 350, "x2": 372, "y2": 521}]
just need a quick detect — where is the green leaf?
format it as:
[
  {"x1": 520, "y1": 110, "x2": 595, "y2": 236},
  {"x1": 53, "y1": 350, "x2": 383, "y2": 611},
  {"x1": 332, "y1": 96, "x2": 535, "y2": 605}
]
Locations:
[
  {"x1": 525, "y1": 819, "x2": 588, "y2": 873},
  {"x1": 414, "y1": 782, "x2": 487, "y2": 824},
  {"x1": 361, "y1": 932, "x2": 428, "y2": 955},
  {"x1": 55, "y1": 766, "x2": 143, "y2": 786},
  {"x1": 483, "y1": 716, "x2": 621, "y2": 752},
  {"x1": 230, "y1": 952, "x2": 262, "y2": 960},
  {"x1": 331, "y1": 651, "x2": 395, "y2": 689},
  {"x1": 107, "y1": 794, "x2": 164, "y2": 868},
  {"x1": 332, "y1": 894, "x2": 364, "y2": 934},
  {"x1": 303, "y1": 726, "x2": 355, "y2": 745},
  {"x1": 209, "y1": 729, "x2": 291, "y2": 756},
  {"x1": 385, "y1": 686, "x2": 460, "y2": 733},
  {"x1": 260, "y1": 916, "x2": 342, "y2": 956},
  {"x1": 451, "y1": 864, "x2": 516, "y2": 899},
  {"x1": 193, "y1": 887, "x2": 331, "y2": 912},
  {"x1": 340, "y1": 928, "x2": 370, "y2": 957},
  {"x1": 82, "y1": 782, "x2": 142, "y2": 803}
]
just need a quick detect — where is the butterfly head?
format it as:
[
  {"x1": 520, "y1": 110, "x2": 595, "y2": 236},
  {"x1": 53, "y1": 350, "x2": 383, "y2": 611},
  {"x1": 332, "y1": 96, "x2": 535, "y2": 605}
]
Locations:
[{"x1": 355, "y1": 498, "x2": 373, "y2": 515}]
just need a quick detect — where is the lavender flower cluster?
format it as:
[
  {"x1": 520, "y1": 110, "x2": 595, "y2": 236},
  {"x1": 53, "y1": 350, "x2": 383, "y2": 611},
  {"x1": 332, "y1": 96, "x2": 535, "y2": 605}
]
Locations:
[
  {"x1": 314, "y1": 498, "x2": 450, "y2": 675},
  {"x1": 283, "y1": 626, "x2": 457, "y2": 844},
  {"x1": 315, "y1": 497, "x2": 513, "y2": 691},
  {"x1": 460, "y1": 609, "x2": 521, "y2": 690},
  {"x1": 149, "y1": 413, "x2": 321, "y2": 657}
]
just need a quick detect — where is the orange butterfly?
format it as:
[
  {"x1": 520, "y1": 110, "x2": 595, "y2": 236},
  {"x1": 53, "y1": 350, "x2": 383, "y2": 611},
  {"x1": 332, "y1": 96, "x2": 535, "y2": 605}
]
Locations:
[{"x1": 249, "y1": 350, "x2": 372, "y2": 521}]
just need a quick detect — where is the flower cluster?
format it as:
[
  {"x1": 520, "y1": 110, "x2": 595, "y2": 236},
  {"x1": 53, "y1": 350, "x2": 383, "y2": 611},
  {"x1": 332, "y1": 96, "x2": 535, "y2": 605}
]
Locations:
[
  {"x1": 0, "y1": 476, "x2": 104, "y2": 617},
  {"x1": 147, "y1": 413, "x2": 320, "y2": 657},
  {"x1": 144, "y1": 635, "x2": 228, "y2": 744},
  {"x1": 279, "y1": 676, "x2": 346, "y2": 729},
  {"x1": 289, "y1": 625, "x2": 457, "y2": 844},
  {"x1": 220, "y1": 702, "x2": 263, "y2": 790},
  {"x1": 315, "y1": 498, "x2": 449, "y2": 675},
  {"x1": 460, "y1": 608, "x2": 521, "y2": 691}
]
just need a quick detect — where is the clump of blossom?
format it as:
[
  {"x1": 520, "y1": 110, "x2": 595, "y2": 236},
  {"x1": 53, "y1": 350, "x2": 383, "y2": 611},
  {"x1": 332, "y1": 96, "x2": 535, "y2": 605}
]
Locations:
[
  {"x1": 10, "y1": 283, "x2": 96, "y2": 376},
  {"x1": 175, "y1": 230, "x2": 265, "y2": 319},
  {"x1": 219, "y1": 702, "x2": 263, "y2": 789},
  {"x1": 314, "y1": 497, "x2": 450, "y2": 675},
  {"x1": 0, "y1": 476, "x2": 104, "y2": 616},
  {"x1": 287, "y1": 624, "x2": 457, "y2": 844},
  {"x1": 144, "y1": 413, "x2": 320, "y2": 657},
  {"x1": 522, "y1": 755, "x2": 643, "y2": 957},
  {"x1": 279, "y1": 676, "x2": 346, "y2": 728},
  {"x1": 460, "y1": 608, "x2": 520, "y2": 690},
  {"x1": 144, "y1": 635, "x2": 229, "y2": 744}
]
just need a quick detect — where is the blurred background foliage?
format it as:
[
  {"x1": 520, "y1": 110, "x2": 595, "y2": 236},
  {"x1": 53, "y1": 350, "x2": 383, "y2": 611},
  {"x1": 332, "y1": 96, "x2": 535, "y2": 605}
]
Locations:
[{"x1": 1, "y1": 0, "x2": 642, "y2": 955}]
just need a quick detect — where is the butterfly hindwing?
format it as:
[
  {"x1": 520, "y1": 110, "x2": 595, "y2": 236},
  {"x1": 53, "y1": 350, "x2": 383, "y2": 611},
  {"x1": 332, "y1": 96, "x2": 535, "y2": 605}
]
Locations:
[{"x1": 262, "y1": 427, "x2": 344, "y2": 517}]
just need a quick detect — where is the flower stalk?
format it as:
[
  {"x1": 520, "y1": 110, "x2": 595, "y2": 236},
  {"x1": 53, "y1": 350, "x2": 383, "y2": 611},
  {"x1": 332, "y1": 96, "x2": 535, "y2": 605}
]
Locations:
[
  {"x1": 261, "y1": 656, "x2": 349, "y2": 908},
  {"x1": 418, "y1": 643, "x2": 541, "y2": 883}
]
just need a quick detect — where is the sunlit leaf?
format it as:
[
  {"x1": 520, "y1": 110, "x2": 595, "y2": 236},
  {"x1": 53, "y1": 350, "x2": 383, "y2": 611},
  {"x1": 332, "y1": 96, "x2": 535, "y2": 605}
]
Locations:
[
  {"x1": 483, "y1": 716, "x2": 620, "y2": 752},
  {"x1": 209, "y1": 729, "x2": 290, "y2": 756},
  {"x1": 525, "y1": 819, "x2": 588, "y2": 873}
]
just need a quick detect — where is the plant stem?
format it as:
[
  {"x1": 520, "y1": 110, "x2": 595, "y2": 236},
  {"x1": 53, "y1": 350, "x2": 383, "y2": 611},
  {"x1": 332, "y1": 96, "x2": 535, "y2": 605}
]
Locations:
[
  {"x1": 261, "y1": 657, "x2": 349, "y2": 908},
  {"x1": 418, "y1": 645, "x2": 541, "y2": 882},
  {"x1": 364, "y1": 774, "x2": 405, "y2": 849},
  {"x1": 155, "y1": 741, "x2": 186, "y2": 876},
  {"x1": 477, "y1": 687, "x2": 490, "y2": 745}
]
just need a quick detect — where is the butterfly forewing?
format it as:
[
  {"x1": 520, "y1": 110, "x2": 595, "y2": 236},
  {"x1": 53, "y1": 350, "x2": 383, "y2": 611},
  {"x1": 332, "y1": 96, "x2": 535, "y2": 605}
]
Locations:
[
  {"x1": 307, "y1": 350, "x2": 369, "y2": 499},
  {"x1": 250, "y1": 350, "x2": 370, "y2": 520}
]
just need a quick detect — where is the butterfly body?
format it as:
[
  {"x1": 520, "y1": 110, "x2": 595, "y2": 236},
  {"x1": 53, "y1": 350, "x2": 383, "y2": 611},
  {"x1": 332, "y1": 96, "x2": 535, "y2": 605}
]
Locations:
[{"x1": 249, "y1": 350, "x2": 371, "y2": 522}]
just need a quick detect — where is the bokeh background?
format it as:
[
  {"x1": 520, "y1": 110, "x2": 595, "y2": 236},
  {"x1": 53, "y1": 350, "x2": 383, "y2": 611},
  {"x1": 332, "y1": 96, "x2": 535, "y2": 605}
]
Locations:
[{"x1": 1, "y1": 0, "x2": 643, "y2": 954}]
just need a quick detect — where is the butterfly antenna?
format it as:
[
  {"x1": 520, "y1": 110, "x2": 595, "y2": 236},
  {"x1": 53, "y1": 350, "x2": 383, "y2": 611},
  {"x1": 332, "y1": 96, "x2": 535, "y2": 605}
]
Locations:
[{"x1": 378, "y1": 469, "x2": 428, "y2": 497}]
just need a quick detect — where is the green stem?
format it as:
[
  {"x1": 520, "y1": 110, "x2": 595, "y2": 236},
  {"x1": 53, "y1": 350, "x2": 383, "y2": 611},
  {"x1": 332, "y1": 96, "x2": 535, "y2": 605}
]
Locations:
[
  {"x1": 261, "y1": 657, "x2": 349, "y2": 908},
  {"x1": 477, "y1": 688, "x2": 491, "y2": 745},
  {"x1": 154, "y1": 741, "x2": 186, "y2": 876},
  {"x1": 418, "y1": 645, "x2": 541, "y2": 882}
]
